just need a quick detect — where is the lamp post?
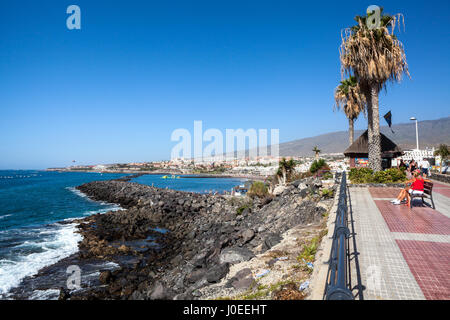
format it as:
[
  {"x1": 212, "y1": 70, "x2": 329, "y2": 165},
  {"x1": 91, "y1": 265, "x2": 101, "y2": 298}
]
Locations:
[{"x1": 410, "y1": 117, "x2": 419, "y2": 150}]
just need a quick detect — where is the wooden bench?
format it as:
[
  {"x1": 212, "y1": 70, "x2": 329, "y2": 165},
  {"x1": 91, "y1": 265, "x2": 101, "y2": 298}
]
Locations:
[{"x1": 410, "y1": 181, "x2": 435, "y2": 209}]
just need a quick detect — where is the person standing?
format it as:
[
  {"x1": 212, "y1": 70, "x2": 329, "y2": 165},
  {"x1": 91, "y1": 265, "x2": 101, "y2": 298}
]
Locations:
[
  {"x1": 420, "y1": 158, "x2": 430, "y2": 176},
  {"x1": 409, "y1": 160, "x2": 417, "y2": 173},
  {"x1": 398, "y1": 159, "x2": 407, "y2": 171}
]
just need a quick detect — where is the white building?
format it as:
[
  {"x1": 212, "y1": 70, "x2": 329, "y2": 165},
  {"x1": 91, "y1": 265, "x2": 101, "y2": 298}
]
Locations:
[
  {"x1": 93, "y1": 165, "x2": 108, "y2": 171},
  {"x1": 401, "y1": 148, "x2": 435, "y2": 161}
]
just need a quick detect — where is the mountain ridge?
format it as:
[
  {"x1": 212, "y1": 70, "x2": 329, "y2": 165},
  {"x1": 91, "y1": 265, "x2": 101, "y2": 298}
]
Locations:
[{"x1": 278, "y1": 116, "x2": 450, "y2": 157}]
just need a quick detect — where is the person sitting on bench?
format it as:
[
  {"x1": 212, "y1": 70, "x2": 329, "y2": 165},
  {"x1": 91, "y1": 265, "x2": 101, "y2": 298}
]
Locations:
[{"x1": 391, "y1": 170, "x2": 425, "y2": 206}]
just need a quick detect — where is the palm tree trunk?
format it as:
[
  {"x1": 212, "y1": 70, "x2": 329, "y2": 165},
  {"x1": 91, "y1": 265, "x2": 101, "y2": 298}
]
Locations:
[
  {"x1": 348, "y1": 117, "x2": 354, "y2": 146},
  {"x1": 366, "y1": 84, "x2": 382, "y2": 172}
]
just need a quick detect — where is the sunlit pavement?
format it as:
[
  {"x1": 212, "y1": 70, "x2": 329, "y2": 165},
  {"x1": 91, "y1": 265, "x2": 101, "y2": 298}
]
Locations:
[{"x1": 348, "y1": 180, "x2": 450, "y2": 300}]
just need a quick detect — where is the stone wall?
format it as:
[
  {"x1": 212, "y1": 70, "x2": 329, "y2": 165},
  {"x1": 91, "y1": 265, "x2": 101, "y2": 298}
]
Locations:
[{"x1": 430, "y1": 172, "x2": 450, "y2": 184}]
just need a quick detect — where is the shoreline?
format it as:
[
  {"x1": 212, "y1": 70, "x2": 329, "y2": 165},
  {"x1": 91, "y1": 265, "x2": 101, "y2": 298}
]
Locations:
[
  {"x1": 2, "y1": 174, "x2": 244, "y2": 299},
  {"x1": 45, "y1": 169, "x2": 267, "y2": 182},
  {"x1": 7, "y1": 175, "x2": 336, "y2": 300}
]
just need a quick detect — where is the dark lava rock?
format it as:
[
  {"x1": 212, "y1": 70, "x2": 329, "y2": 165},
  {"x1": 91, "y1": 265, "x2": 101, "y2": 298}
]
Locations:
[
  {"x1": 58, "y1": 287, "x2": 71, "y2": 300},
  {"x1": 232, "y1": 277, "x2": 255, "y2": 290},
  {"x1": 206, "y1": 263, "x2": 230, "y2": 283},
  {"x1": 99, "y1": 270, "x2": 112, "y2": 284},
  {"x1": 219, "y1": 247, "x2": 255, "y2": 264},
  {"x1": 262, "y1": 234, "x2": 283, "y2": 251},
  {"x1": 36, "y1": 175, "x2": 336, "y2": 300},
  {"x1": 186, "y1": 268, "x2": 207, "y2": 284}
]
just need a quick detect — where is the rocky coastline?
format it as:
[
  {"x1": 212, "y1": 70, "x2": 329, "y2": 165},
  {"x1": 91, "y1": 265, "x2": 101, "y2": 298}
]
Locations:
[{"x1": 10, "y1": 175, "x2": 337, "y2": 300}]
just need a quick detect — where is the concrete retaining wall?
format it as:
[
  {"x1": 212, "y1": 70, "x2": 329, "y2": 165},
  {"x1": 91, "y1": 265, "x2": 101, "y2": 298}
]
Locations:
[{"x1": 430, "y1": 172, "x2": 450, "y2": 184}]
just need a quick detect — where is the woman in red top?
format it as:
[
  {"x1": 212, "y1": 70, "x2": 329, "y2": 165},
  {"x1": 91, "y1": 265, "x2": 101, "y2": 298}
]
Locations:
[{"x1": 391, "y1": 170, "x2": 424, "y2": 206}]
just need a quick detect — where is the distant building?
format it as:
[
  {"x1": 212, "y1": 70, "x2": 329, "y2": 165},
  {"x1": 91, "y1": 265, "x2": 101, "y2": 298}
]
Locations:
[
  {"x1": 93, "y1": 165, "x2": 108, "y2": 171},
  {"x1": 401, "y1": 148, "x2": 435, "y2": 162}
]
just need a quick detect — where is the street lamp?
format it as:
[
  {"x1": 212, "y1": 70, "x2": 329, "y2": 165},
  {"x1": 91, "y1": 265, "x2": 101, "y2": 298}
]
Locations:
[{"x1": 410, "y1": 117, "x2": 419, "y2": 150}]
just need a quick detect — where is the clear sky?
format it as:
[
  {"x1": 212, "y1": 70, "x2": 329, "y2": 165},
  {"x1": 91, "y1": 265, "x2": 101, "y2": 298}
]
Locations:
[{"x1": 1, "y1": 0, "x2": 449, "y2": 169}]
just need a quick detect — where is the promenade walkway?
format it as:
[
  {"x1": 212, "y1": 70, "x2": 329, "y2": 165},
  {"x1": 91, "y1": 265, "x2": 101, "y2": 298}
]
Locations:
[{"x1": 349, "y1": 179, "x2": 450, "y2": 300}]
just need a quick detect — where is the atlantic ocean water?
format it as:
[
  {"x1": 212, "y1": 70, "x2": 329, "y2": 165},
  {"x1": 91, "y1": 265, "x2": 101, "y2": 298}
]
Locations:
[{"x1": 0, "y1": 170, "x2": 243, "y2": 299}]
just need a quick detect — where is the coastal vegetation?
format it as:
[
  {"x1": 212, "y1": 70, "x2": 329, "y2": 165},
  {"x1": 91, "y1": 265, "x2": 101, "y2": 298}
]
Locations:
[
  {"x1": 236, "y1": 200, "x2": 253, "y2": 215},
  {"x1": 339, "y1": 7, "x2": 410, "y2": 171},
  {"x1": 320, "y1": 188, "x2": 334, "y2": 198},
  {"x1": 348, "y1": 167, "x2": 406, "y2": 184},
  {"x1": 309, "y1": 159, "x2": 330, "y2": 175},
  {"x1": 247, "y1": 181, "x2": 270, "y2": 199},
  {"x1": 276, "y1": 157, "x2": 297, "y2": 185},
  {"x1": 434, "y1": 144, "x2": 449, "y2": 173}
]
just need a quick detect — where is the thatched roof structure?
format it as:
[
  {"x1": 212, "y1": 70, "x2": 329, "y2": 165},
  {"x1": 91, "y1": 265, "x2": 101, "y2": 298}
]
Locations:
[{"x1": 344, "y1": 130, "x2": 402, "y2": 158}]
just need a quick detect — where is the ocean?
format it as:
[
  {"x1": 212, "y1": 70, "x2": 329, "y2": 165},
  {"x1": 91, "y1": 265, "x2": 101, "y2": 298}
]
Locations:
[{"x1": 0, "y1": 170, "x2": 243, "y2": 298}]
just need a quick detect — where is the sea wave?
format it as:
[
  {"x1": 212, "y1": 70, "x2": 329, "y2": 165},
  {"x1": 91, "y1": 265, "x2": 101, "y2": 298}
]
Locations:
[
  {"x1": 66, "y1": 187, "x2": 122, "y2": 213},
  {"x1": 0, "y1": 222, "x2": 82, "y2": 296},
  {"x1": 66, "y1": 187, "x2": 93, "y2": 201},
  {"x1": 0, "y1": 196, "x2": 123, "y2": 297},
  {"x1": 29, "y1": 289, "x2": 60, "y2": 300}
]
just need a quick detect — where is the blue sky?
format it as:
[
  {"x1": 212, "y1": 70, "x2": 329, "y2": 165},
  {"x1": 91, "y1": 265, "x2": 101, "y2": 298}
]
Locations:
[{"x1": 0, "y1": 0, "x2": 449, "y2": 169}]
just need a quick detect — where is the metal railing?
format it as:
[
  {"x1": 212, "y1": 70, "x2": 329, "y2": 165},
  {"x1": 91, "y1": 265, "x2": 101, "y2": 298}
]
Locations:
[{"x1": 323, "y1": 172, "x2": 357, "y2": 300}]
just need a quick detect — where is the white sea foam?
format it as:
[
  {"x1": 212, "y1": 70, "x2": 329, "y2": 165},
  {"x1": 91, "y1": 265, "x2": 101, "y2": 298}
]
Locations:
[
  {"x1": 66, "y1": 187, "x2": 122, "y2": 213},
  {"x1": 66, "y1": 187, "x2": 92, "y2": 200},
  {"x1": 29, "y1": 289, "x2": 60, "y2": 300},
  {"x1": 0, "y1": 214, "x2": 12, "y2": 220},
  {"x1": 0, "y1": 222, "x2": 82, "y2": 295},
  {"x1": 0, "y1": 187, "x2": 123, "y2": 297}
]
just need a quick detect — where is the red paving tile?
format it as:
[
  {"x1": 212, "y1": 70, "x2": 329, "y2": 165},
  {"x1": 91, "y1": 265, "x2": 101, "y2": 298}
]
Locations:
[
  {"x1": 432, "y1": 182, "x2": 450, "y2": 189},
  {"x1": 396, "y1": 240, "x2": 450, "y2": 300},
  {"x1": 433, "y1": 188, "x2": 450, "y2": 198},
  {"x1": 374, "y1": 200, "x2": 450, "y2": 234},
  {"x1": 430, "y1": 181, "x2": 450, "y2": 198},
  {"x1": 368, "y1": 187, "x2": 402, "y2": 198}
]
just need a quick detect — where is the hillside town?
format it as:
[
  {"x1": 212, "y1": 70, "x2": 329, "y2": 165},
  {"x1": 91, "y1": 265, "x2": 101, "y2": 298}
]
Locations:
[{"x1": 46, "y1": 146, "x2": 447, "y2": 178}]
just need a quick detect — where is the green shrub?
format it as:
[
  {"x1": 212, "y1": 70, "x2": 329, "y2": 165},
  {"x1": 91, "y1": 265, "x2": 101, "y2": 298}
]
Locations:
[
  {"x1": 349, "y1": 167, "x2": 407, "y2": 184},
  {"x1": 321, "y1": 188, "x2": 334, "y2": 198},
  {"x1": 297, "y1": 237, "x2": 319, "y2": 263},
  {"x1": 247, "y1": 181, "x2": 269, "y2": 199},
  {"x1": 385, "y1": 168, "x2": 406, "y2": 182},
  {"x1": 321, "y1": 171, "x2": 334, "y2": 180},
  {"x1": 310, "y1": 159, "x2": 330, "y2": 174},
  {"x1": 236, "y1": 201, "x2": 252, "y2": 215},
  {"x1": 349, "y1": 167, "x2": 373, "y2": 183}
]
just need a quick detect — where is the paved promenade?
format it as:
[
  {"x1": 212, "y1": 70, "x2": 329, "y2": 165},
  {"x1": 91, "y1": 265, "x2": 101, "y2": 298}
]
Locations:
[{"x1": 349, "y1": 179, "x2": 450, "y2": 300}]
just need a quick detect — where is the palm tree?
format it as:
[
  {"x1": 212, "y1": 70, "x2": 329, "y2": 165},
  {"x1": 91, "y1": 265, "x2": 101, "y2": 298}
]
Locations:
[
  {"x1": 339, "y1": 8, "x2": 409, "y2": 171},
  {"x1": 312, "y1": 146, "x2": 321, "y2": 160},
  {"x1": 434, "y1": 144, "x2": 449, "y2": 173},
  {"x1": 334, "y1": 76, "x2": 366, "y2": 145},
  {"x1": 276, "y1": 157, "x2": 296, "y2": 185}
]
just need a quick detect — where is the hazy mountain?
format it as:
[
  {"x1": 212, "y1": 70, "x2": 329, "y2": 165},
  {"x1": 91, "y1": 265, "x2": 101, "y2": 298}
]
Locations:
[{"x1": 278, "y1": 116, "x2": 450, "y2": 157}]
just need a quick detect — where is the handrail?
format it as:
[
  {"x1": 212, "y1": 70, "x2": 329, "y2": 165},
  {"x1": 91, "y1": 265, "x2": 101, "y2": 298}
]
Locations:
[{"x1": 324, "y1": 171, "x2": 355, "y2": 300}]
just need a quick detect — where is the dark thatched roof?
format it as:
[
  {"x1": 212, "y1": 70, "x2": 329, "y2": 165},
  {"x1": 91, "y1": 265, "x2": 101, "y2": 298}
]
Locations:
[{"x1": 344, "y1": 130, "x2": 402, "y2": 158}]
